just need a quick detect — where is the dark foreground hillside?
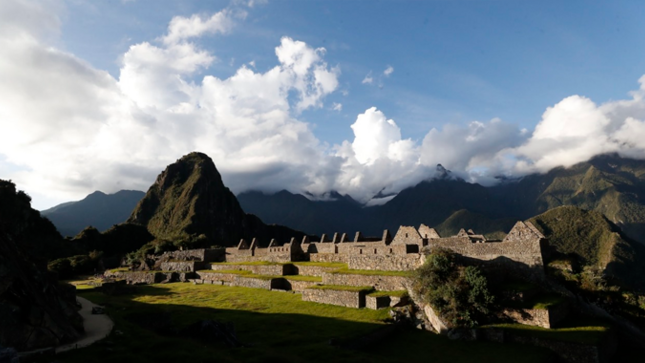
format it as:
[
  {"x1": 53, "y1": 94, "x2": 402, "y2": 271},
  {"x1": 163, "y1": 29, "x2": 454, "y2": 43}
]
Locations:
[{"x1": 0, "y1": 180, "x2": 83, "y2": 351}]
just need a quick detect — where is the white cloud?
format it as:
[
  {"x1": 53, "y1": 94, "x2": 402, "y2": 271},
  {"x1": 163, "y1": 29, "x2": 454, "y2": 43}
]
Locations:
[
  {"x1": 383, "y1": 65, "x2": 394, "y2": 77},
  {"x1": 6, "y1": 0, "x2": 645, "y2": 211},
  {"x1": 362, "y1": 72, "x2": 373, "y2": 84},
  {"x1": 0, "y1": 1, "x2": 341, "y2": 208},
  {"x1": 162, "y1": 10, "x2": 236, "y2": 45}
]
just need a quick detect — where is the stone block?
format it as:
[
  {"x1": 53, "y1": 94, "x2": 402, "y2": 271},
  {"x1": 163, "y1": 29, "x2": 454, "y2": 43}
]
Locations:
[{"x1": 366, "y1": 295, "x2": 391, "y2": 310}]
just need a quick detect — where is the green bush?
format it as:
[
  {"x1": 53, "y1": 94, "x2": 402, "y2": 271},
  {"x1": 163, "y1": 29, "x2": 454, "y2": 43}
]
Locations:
[{"x1": 412, "y1": 249, "x2": 494, "y2": 328}]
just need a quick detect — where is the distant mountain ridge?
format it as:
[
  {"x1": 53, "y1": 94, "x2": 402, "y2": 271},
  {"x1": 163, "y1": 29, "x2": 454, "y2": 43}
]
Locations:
[
  {"x1": 42, "y1": 190, "x2": 145, "y2": 237},
  {"x1": 239, "y1": 154, "x2": 645, "y2": 245}
]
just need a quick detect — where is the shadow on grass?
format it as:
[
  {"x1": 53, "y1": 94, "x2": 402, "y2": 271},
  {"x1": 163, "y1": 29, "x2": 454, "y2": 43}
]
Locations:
[{"x1": 47, "y1": 284, "x2": 556, "y2": 363}]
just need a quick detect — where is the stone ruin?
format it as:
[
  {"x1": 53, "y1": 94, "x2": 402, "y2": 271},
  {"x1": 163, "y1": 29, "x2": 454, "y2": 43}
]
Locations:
[{"x1": 105, "y1": 221, "x2": 559, "y2": 330}]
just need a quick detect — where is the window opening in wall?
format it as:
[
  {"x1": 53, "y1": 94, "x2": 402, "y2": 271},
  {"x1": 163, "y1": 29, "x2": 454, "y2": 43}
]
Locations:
[
  {"x1": 405, "y1": 233, "x2": 408, "y2": 237},
  {"x1": 359, "y1": 249, "x2": 362, "y2": 254},
  {"x1": 389, "y1": 248, "x2": 393, "y2": 254},
  {"x1": 374, "y1": 249, "x2": 377, "y2": 254}
]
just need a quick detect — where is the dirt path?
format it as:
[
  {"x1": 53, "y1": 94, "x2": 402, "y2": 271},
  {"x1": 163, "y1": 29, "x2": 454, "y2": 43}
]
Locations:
[{"x1": 55, "y1": 296, "x2": 114, "y2": 353}]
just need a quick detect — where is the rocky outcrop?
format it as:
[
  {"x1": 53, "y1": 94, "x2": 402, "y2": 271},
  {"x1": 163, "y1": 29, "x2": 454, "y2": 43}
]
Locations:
[
  {"x1": 127, "y1": 152, "x2": 307, "y2": 247},
  {"x1": 0, "y1": 180, "x2": 83, "y2": 351}
]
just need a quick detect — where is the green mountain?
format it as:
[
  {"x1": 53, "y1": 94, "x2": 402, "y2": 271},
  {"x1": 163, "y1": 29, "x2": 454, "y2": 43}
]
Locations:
[
  {"x1": 41, "y1": 190, "x2": 145, "y2": 237},
  {"x1": 128, "y1": 152, "x2": 307, "y2": 247},
  {"x1": 529, "y1": 206, "x2": 645, "y2": 291}
]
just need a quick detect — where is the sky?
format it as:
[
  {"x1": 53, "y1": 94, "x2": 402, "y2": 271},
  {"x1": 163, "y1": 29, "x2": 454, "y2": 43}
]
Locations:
[{"x1": 2, "y1": 0, "x2": 645, "y2": 210}]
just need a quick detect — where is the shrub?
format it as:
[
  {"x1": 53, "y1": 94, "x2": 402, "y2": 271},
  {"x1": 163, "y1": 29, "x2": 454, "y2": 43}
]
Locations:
[{"x1": 412, "y1": 249, "x2": 494, "y2": 328}]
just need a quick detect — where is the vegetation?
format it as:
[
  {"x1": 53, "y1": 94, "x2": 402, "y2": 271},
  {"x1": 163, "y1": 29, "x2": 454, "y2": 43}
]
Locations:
[
  {"x1": 48, "y1": 284, "x2": 554, "y2": 363},
  {"x1": 412, "y1": 249, "x2": 494, "y2": 328},
  {"x1": 48, "y1": 252, "x2": 102, "y2": 279},
  {"x1": 531, "y1": 206, "x2": 645, "y2": 292}
]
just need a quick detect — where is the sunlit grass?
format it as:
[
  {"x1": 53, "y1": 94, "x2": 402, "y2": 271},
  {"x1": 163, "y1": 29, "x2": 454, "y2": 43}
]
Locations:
[{"x1": 51, "y1": 283, "x2": 556, "y2": 363}]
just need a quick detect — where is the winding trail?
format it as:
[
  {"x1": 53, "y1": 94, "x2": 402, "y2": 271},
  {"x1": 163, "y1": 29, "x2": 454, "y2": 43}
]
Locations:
[{"x1": 55, "y1": 296, "x2": 114, "y2": 353}]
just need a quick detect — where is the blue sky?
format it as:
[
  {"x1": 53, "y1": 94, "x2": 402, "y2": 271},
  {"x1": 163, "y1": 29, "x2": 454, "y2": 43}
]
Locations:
[
  {"x1": 3, "y1": 0, "x2": 645, "y2": 210},
  {"x1": 59, "y1": 0, "x2": 645, "y2": 144}
]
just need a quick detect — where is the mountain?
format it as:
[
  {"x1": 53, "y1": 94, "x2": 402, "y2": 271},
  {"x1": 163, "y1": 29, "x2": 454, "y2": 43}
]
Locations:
[
  {"x1": 128, "y1": 152, "x2": 307, "y2": 247},
  {"x1": 0, "y1": 180, "x2": 83, "y2": 351},
  {"x1": 239, "y1": 154, "x2": 645, "y2": 244},
  {"x1": 41, "y1": 190, "x2": 145, "y2": 237},
  {"x1": 529, "y1": 206, "x2": 645, "y2": 291}
]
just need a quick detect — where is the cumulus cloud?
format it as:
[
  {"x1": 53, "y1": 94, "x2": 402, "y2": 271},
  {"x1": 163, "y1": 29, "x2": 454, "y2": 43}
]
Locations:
[
  {"x1": 383, "y1": 65, "x2": 394, "y2": 77},
  {"x1": 162, "y1": 10, "x2": 236, "y2": 45},
  {"x1": 503, "y1": 78, "x2": 645, "y2": 175},
  {"x1": 0, "y1": 0, "x2": 341, "y2": 207},
  {"x1": 6, "y1": 0, "x2": 645, "y2": 210}
]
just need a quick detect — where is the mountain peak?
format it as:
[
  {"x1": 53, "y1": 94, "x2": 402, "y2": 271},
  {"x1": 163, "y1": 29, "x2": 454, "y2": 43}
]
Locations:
[{"x1": 127, "y1": 152, "x2": 305, "y2": 246}]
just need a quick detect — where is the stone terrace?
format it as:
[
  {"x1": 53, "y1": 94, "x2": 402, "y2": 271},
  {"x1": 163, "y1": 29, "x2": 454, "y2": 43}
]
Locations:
[{"x1": 108, "y1": 221, "x2": 553, "y2": 321}]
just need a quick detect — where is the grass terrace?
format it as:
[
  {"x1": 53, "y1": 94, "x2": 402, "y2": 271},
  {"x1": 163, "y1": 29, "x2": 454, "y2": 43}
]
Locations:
[
  {"x1": 506, "y1": 293, "x2": 567, "y2": 310},
  {"x1": 210, "y1": 261, "x2": 286, "y2": 266},
  {"x1": 482, "y1": 319, "x2": 611, "y2": 345},
  {"x1": 283, "y1": 275, "x2": 323, "y2": 282},
  {"x1": 49, "y1": 283, "x2": 556, "y2": 363},
  {"x1": 198, "y1": 269, "x2": 253, "y2": 275},
  {"x1": 308, "y1": 284, "x2": 375, "y2": 293},
  {"x1": 199, "y1": 270, "x2": 322, "y2": 282},
  {"x1": 292, "y1": 261, "x2": 348, "y2": 268},
  {"x1": 332, "y1": 268, "x2": 413, "y2": 277}
]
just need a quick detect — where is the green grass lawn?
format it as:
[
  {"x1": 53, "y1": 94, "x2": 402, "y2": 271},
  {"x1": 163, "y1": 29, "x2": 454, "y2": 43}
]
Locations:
[{"x1": 51, "y1": 283, "x2": 556, "y2": 363}]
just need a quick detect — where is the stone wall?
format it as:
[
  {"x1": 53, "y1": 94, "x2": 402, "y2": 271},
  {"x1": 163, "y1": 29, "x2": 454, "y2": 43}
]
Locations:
[
  {"x1": 282, "y1": 278, "x2": 319, "y2": 292},
  {"x1": 391, "y1": 226, "x2": 423, "y2": 245},
  {"x1": 301, "y1": 288, "x2": 366, "y2": 308},
  {"x1": 307, "y1": 242, "x2": 337, "y2": 254},
  {"x1": 423, "y1": 304, "x2": 450, "y2": 333},
  {"x1": 196, "y1": 272, "x2": 278, "y2": 290},
  {"x1": 116, "y1": 271, "x2": 164, "y2": 284},
  {"x1": 197, "y1": 271, "x2": 238, "y2": 283},
  {"x1": 210, "y1": 263, "x2": 291, "y2": 275},
  {"x1": 310, "y1": 253, "x2": 348, "y2": 263},
  {"x1": 424, "y1": 238, "x2": 547, "y2": 280},
  {"x1": 322, "y1": 273, "x2": 409, "y2": 291},
  {"x1": 366, "y1": 295, "x2": 390, "y2": 310},
  {"x1": 502, "y1": 303, "x2": 569, "y2": 329},
  {"x1": 347, "y1": 254, "x2": 425, "y2": 271},
  {"x1": 161, "y1": 248, "x2": 223, "y2": 262},
  {"x1": 292, "y1": 264, "x2": 341, "y2": 276},
  {"x1": 160, "y1": 261, "x2": 208, "y2": 272},
  {"x1": 233, "y1": 277, "x2": 275, "y2": 290}
]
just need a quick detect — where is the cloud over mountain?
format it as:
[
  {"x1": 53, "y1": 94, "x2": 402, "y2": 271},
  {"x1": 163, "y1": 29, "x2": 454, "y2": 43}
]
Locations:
[{"x1": 3, "y1": 0, "x2": 645, "y2": 209}]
